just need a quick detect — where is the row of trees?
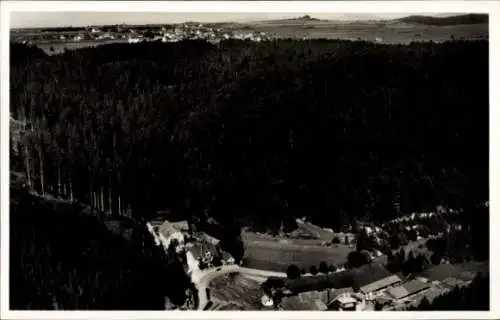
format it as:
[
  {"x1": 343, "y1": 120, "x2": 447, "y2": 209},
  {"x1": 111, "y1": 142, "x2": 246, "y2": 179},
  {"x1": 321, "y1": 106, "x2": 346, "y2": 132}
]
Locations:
[
  {"x1": 286, "y1": 261, "x2": 344, "y2": 279},
  {"x1": 386, "y1": 249, "x2": 429, "y2": 275},
  {"x1": 11, "y1": 38, "x2": 488, "y2": 235}
]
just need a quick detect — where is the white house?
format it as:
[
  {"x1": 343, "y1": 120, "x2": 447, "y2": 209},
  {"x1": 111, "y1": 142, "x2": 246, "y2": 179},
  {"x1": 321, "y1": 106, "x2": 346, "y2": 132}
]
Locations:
[
  {"x1": 186, "y1": 249, "x2": 201, "y2": 275},
  {"x1": 158, "y1": 220, "x2": 186, "y2": 251}
]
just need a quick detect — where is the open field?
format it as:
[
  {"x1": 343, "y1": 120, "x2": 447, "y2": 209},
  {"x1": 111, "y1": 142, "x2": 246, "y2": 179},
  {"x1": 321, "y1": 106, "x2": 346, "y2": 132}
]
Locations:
[
  {"x1": 242, "y1": 218, "x2": 352, "y2": 272},
  {"x1": 236, "y1": 21, "x2": 488, "y2": 43},
  {"x1": 35, "y1": 39, "x2": 129, "y2": 55},
  {"x1": 209, "y1": 273, "x2": 264, "y2": 310},
  {"x1": 296, "y1": 220, "x2": 335, "y2": 242},
  {"x1": 23, "y1": 20, "x2": 488, "y2": 56},
  {"x1": 243, "y1": 241, "x2": 351, "y2": 272},
  {"x1": 422, "y1": 261, "x2": 489, "y2": 282}
]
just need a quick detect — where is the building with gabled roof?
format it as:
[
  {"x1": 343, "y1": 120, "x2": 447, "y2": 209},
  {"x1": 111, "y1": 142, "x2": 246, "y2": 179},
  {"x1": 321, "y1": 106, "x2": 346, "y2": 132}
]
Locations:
[
  {"x1": 387, "y1": 279, "x2": 431, "y2": 301},
  {"x1": 360, "y1": 274, "x2": 403, "y2": 294},
  {"x1": 158, "y1": 220, "x2": 185, "y2": 250}
]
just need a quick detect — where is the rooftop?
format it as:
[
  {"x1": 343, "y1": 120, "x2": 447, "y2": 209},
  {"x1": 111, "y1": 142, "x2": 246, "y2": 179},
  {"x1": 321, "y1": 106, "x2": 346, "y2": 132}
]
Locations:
[
  {"x1": 360, "y1": 274, "x2": 402, "y2": 294},
  {"x1": 388, "y1": 279, "x2": 431, "y2": 301},
  {"x1": 158, "y1": 220, "x2": 184, "y2": 239},
  {"x1": 188, "y1": 244, "x2": 203, "y2": 259},
  {"x1": 336, "y1": 294, "x2": 357, "y2": 305},
  {"x1": 170, "y1": 220, "x2": 189, "y2": 232}
]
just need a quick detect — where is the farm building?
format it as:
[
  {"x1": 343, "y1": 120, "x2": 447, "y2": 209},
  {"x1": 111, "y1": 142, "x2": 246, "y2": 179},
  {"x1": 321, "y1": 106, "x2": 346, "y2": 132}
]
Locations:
[
  {"x1": 360, "y1": 274, "x2": 403, "y2": 295},
  {"x1": 387, "y1": 279, "x2": 431, "y2": 301}
]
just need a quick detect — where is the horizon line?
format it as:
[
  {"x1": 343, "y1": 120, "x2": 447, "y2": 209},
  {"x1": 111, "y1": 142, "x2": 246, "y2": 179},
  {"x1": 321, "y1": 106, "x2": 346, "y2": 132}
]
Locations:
[{"x1": 9, "y1": 12, "x2": 472, "y2": 29}]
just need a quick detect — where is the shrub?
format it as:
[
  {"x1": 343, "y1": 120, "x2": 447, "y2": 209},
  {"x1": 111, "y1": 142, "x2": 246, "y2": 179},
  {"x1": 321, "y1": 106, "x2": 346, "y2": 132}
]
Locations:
[
  {"x1": 310, "y1": 265, "x2": 319, "y2": 275},
  {"x1": 347, "y1": 251, "x2": 370, "y2": 268},
  {"x1": 286, "y1": 264, "x2": 301, "y2": 280},
  {"x1": 319, "y1": 261, "x2": 328, "y2": 274}
]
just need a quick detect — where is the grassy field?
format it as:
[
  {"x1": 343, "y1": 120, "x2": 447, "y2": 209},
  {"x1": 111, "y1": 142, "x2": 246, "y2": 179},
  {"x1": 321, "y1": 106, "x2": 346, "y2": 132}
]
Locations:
[
  {"x1": 422, "y1": 261, "x2": 489, "y2": 282},
  {"x1": 29, "y1": 20, "x2": 488, "y2": 55},
  {"x1": 209, "y1": 273, "x2": 264, "y2": 310},
  {"x1": 242, "y1": 219, "x2": 352, "y2": 272},
  {"x1": 235, "y1": 21, "x2": 488, "y2": 43},
  {"x1": 243, "y1": 241, "x2": 351, "y2": 272},
  {"x1": 36, "y1": 39, "x2": 129, "y2": 55},
  {"x1": 296, "y1": 220, "x2": 335, "y2": 242}
]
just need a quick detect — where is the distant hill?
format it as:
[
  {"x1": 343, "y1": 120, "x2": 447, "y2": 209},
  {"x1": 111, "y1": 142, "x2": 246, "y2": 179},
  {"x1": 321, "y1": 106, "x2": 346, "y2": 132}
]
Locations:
[
  {"x1": 397, "y1": 14, "x2": 488, "y2": 26},
  {"x1": 287, "y1": 15, "x2": 322, "y2": 22},
  {"x1": 250, "y1": 15, "x2": 328, "y2": 26}
]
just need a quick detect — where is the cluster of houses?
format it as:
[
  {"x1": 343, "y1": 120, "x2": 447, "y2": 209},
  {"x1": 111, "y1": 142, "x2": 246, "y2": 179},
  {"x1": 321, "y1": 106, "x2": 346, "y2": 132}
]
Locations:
[
  {"x1": 261, "y1": 263, "x2": 477, "y2": 311},
  {"x1": 13, "y1": 24, "x2": 273, "y2": 46},
  {"x1": 146, "y1": 215, "x2": 235, "y2": 276}
]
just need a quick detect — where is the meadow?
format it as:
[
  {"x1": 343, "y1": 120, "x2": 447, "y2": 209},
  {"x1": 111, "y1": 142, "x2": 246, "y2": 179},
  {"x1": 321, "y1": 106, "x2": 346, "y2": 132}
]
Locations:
[
  {"x1": 236, "y1": 21, "x2": 488, "y2": 43},
  {"x1": 243, "y1": 241, "x2": 351, "y2": 272}
]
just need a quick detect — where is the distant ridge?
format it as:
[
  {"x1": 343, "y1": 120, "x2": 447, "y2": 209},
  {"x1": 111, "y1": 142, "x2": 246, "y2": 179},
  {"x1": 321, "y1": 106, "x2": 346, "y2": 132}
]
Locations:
[
  {"x1": 396, "y1": 14, "x2": 488, "y2": 26},
  {"x1": 286, "y1": 15, "x2": 322, "y2": 22}
]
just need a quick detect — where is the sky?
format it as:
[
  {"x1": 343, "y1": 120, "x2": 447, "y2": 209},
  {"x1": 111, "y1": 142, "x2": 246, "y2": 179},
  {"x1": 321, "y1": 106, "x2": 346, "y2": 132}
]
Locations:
[{"x1": 10, "y1": 12, "x2": 457, "y2": 29}]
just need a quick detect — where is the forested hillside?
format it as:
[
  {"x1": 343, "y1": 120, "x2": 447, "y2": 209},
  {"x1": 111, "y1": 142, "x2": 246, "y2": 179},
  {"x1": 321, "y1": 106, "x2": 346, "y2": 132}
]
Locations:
[
  {"x1": 10, "y1": 190, "x2": 191, "y2": 309},
  {"x1": 10, "y1": 39, "x2": 488, "y2": 234},
  {"x1": 397, "y1": 14, "x2": 488, "y2": 26}
]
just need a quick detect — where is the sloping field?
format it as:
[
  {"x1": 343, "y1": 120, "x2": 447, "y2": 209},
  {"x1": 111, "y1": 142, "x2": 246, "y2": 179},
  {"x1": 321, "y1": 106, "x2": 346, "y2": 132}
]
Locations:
[
  {"x1": 236, "y1": 22, "x2": 487, "y2": 43},
  {"x1": 296, "y1": 220, "x2": 334, "y2": 241},
  {"x1": 209, "y1": 273, "x2": 264, "y2": 310},
  {"x1": 243, "y1": 241, "x2": 351, "y2": 272},
  {"x1": 36, "y1": 39, "x2": 129, "y2": 55},
  {"x1": 422, "y1": 261, "x2": 489, "y2": 282}
]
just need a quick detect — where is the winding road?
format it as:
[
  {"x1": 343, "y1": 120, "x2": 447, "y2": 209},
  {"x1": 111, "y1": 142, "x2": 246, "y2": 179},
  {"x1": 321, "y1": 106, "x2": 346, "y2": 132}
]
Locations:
[{"x1": 193, "y1": 265, "x2": 286, "y2": 310}]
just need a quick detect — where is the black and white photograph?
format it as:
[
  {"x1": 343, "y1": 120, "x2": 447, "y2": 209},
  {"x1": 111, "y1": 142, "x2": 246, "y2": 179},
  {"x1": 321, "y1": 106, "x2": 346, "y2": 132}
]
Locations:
[{"x1": 1, "y1": 1, "x2": 498, "y2": 317}]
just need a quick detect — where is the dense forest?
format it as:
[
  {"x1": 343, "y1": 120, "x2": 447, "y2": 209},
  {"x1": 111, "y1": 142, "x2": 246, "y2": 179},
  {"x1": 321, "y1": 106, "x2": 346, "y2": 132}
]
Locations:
[
  {"x1": 397, "y1": 14, "x2": 488, "y2": 26},
  {"x1": 10, "y1": 189, "x2": 191, "y2": 309},
  {"x1": 10, "y1": 39, "x2": 488, "y2": 235}
]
